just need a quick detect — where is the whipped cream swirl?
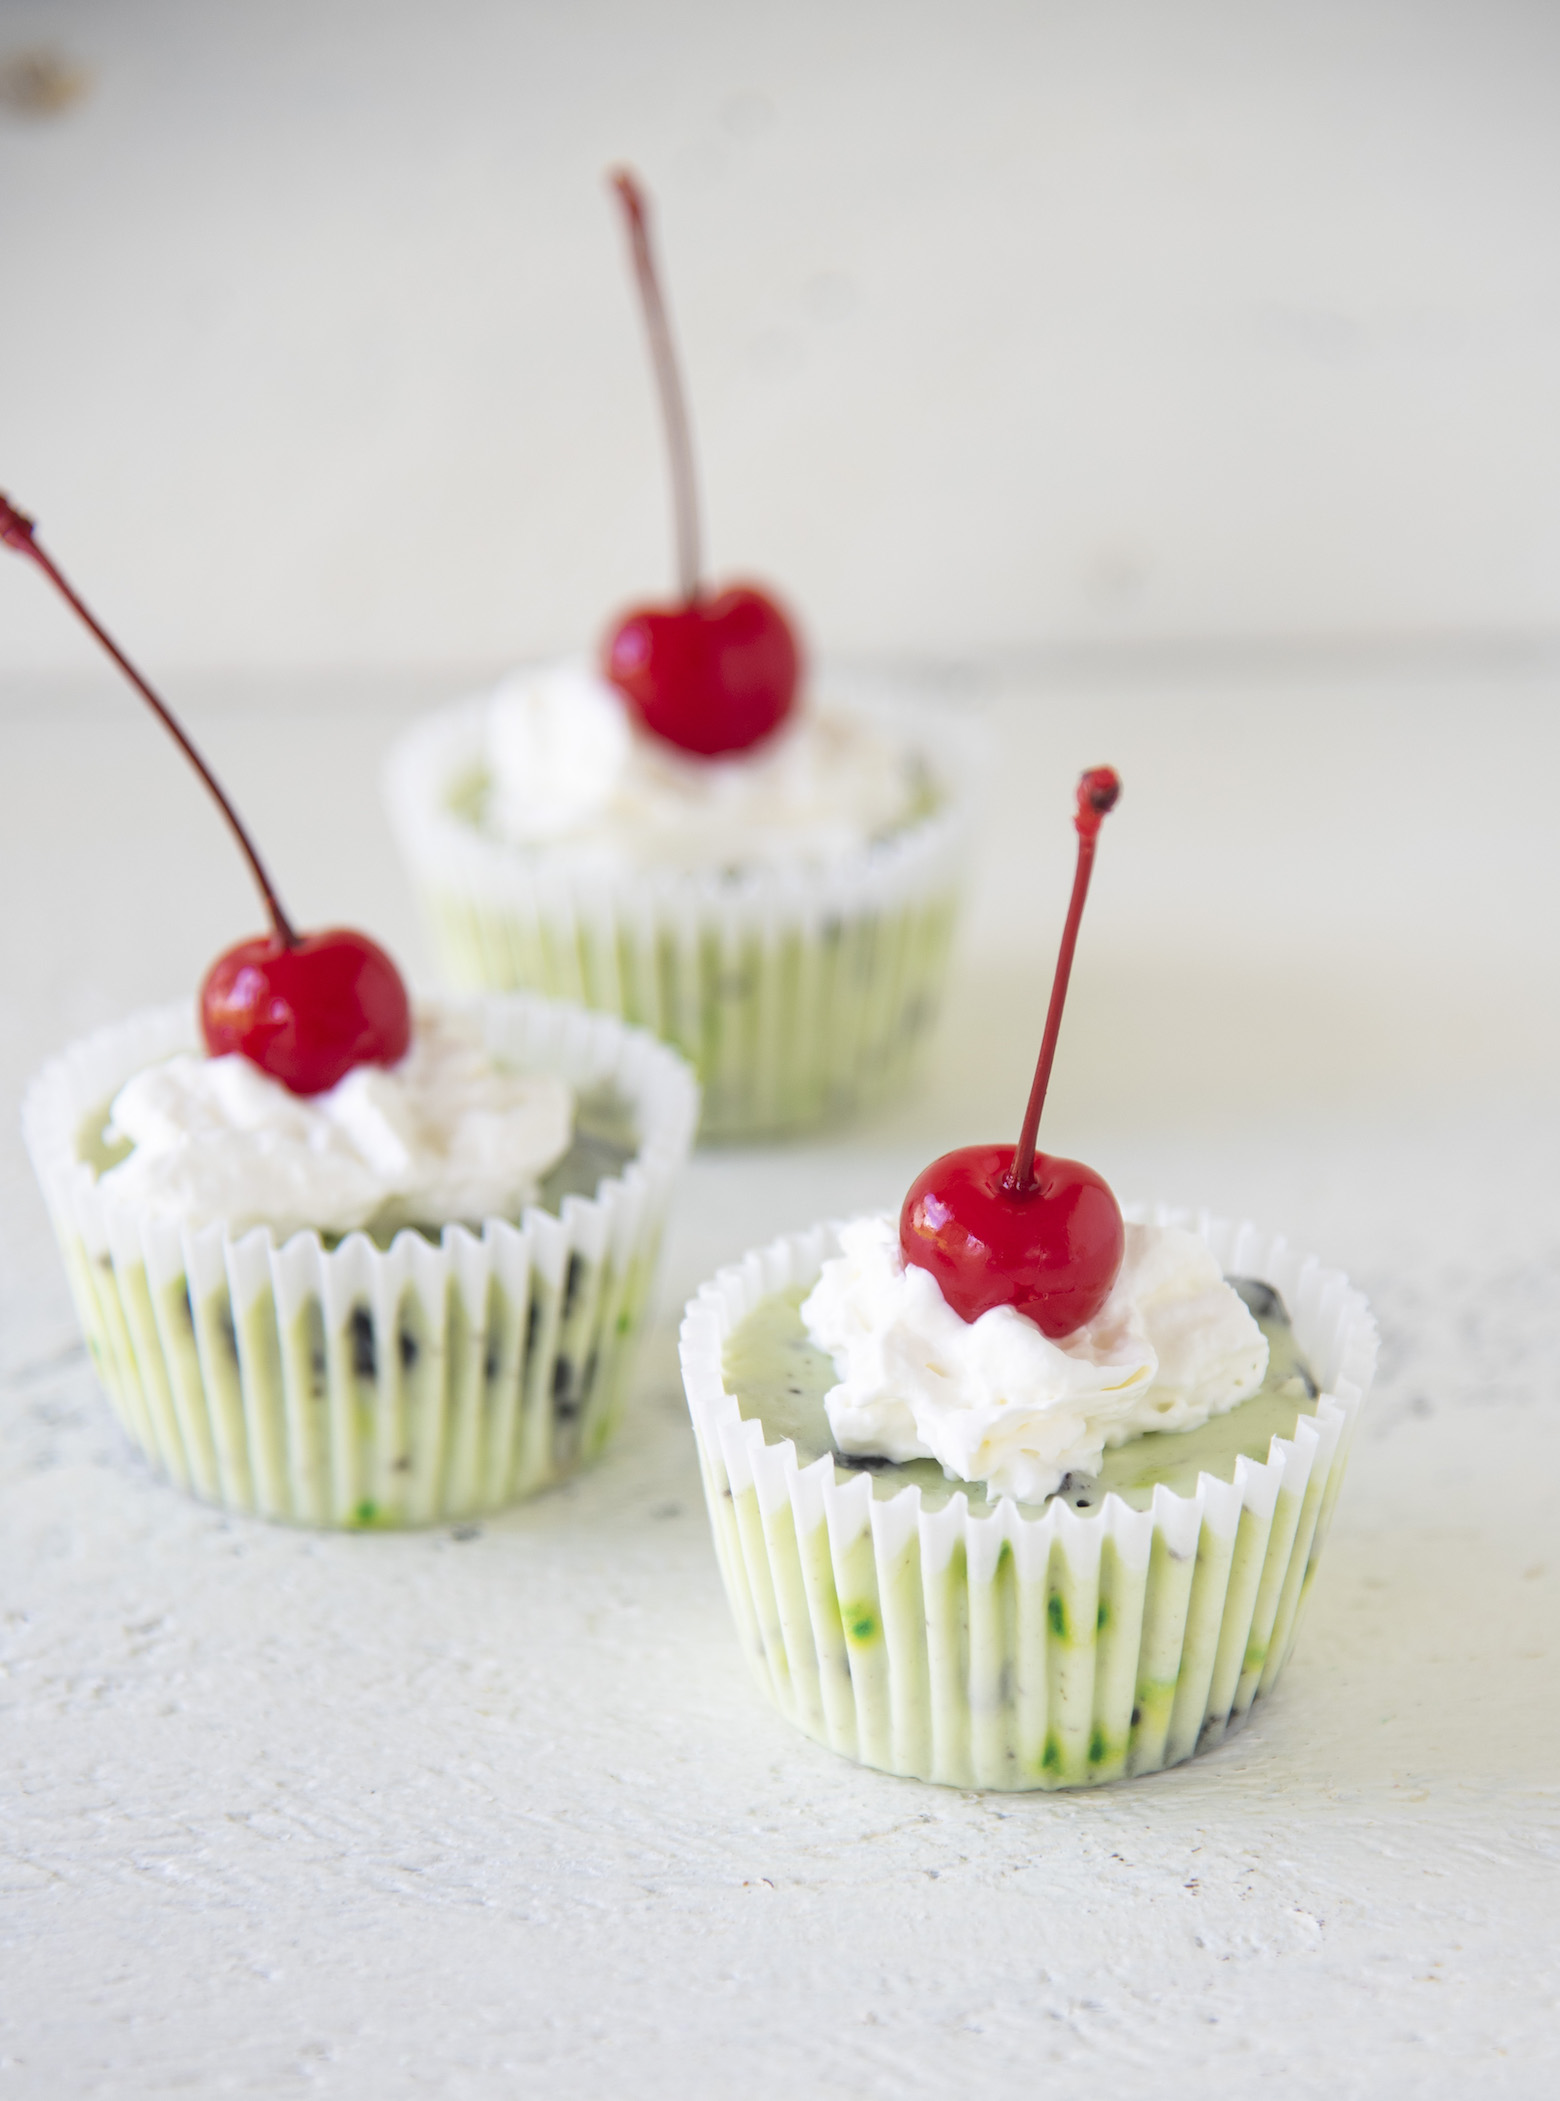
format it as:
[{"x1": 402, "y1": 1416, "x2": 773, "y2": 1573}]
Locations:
[
  {"x1": 94, "y1": 1007, "x2": 573, "y2": 1242},
  {"x1": 481, "y1": 659, "x2": 924, "y2": 872},
  {"x1": 800, "y1": 1215, "x2": 1268, "y2": 1503}
]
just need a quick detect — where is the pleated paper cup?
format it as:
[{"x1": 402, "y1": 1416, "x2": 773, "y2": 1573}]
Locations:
[
  {"x1": 23, "y1": 993, "x2": 699, "y2": 1528},
  {"x1": 383, "y1": 679, "x2": 974, "y2": 1142},
  {"x1": 680, "y1": 1210, "x2": 1377, "y2": 1790}
]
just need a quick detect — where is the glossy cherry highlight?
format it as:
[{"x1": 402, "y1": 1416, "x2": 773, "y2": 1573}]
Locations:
[
  {"x1": 202, "y1": 929, "x2": 411, "y2": 1097},
  {"x1": 600, "y1": 168, "x2": 800, "y2": 757},
  {"x1": 899, "y1": 766, "x2": 1125, "y2": 1337},
  {"x1": 901, "y1": 1143, "x2": 1125, "y2": 1339},
  {"x1": 605, "y1": 582, "x2": 800, "y2": 756},
  {"x1": 1, "y1": 488, "x2": 412, "y2": 1096}
]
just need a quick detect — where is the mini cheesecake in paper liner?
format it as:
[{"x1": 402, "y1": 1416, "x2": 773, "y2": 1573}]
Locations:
[
  {"x1": 23, "y1": 993, "x2": 698, "y2": 1527},
  {"x1": 680, "y1": 1211, "x2": 1377, "y2": 1791},
  {"x1": 382, "y1": 684, "x2": 974, "y2": 1141}
]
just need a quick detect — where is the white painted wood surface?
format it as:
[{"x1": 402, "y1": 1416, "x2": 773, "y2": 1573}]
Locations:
[{"x1": 2, "y1": 667, "x2": 1556, "y2": 2096}]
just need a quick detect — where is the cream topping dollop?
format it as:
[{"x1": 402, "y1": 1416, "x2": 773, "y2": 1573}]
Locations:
[
  {"x1": 800, "y1": 1215, "x2": 1268, "y2": 1503},
  {"x1": 94, "y1": 1006, "x2": 574, "y2": 1241},
  {"x1": 482, "y1": 659, "x2": 922, "y2": 871}
]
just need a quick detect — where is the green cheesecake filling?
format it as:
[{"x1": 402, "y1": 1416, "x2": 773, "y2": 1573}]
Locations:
[
  {"x1": 537, "y1": 1084, "x2": 638, "y2": 1212},
  {"x1": 722, "y1": 1275, "x2": 1318, "y2": 1516}
]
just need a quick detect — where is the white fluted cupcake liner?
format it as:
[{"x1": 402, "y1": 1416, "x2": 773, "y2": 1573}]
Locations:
[
  {"x1": 680, "y1": 1209, "x2": 1377, "y2": 1790},
  {"x1": 23, "y1": 994, "x2": 699, "y2": 1527},
  {"x1": 383, "y1": 684, "x2": 973, "y2": 1141}
]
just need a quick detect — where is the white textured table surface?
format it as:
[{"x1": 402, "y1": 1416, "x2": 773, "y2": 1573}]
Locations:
[{"x1": 3, "y1": 664, "x2": 1559, "y2": 2097}]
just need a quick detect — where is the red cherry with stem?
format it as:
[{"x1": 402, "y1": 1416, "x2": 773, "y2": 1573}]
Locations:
[
  {"x1": 600, "y1": 168, "x2": 801, "y2": 757},
  {"x1": 606, "y1": 584, "x2": 800, "y2": 757},
  {"x1": 202, "y1": 930, "x2": 411, "y2": 1096},
  {"x1": 900, "y1": 1144, "x2": 1124, "y2": 1339},
  {"x1": 900, "y1": 767, "x2": 1125, "y2": 1337},
  {"x1": 1, "y1": 490, "x2": 411, "y2": 1096}
]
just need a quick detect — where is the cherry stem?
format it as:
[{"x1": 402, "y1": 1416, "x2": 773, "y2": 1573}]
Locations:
[
  {"x1": 609, "y1": 167, "x2": 703, "y2": 604},
  {"x1": 1007, "y1": 766, "x2": 1121, "y2": 1196},
  {"x1": 0, "y1": 491, "x2": 299, "y2": 948}
]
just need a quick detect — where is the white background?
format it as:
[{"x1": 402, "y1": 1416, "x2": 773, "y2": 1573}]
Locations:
[
  {"x1": 2, "y1": 5, "x2": 1559, "y2": 2097},
  {"x1": 2, "y1": 0, "x2": 1560, "y2": 671}
]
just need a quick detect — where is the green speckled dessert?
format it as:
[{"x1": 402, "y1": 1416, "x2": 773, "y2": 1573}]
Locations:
[
  {"x1": 25, "y1": 994, "x2": 698, "y2": 1527},
  {"x1": 382, "y1": 176, "x2": 972, "y2": 1143},
  {"x1": 679, "y1": 770, "x2": 1376, "y2": 1789},
  {"x1": 384, "y1": 680, "x2": 968, "y2": 1143},
  {"x1": 6, "y1": 489, "x2": 701, "y2": 1530},
  {"x1": 725, "y1": 1274, "x2": 1320, "y2": 1514},
  {"x1": 681, "y1": 1215, "x2": 1376, "y2": 1791}
]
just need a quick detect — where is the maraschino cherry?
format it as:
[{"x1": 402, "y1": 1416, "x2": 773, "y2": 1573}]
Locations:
[
  {"x1": 900, "y1": 767, "x2": 1124, "y2": 1338},
  {"x1": 601, "y1": 168, "x2": 801, "y2": 757},
  {"x1": 1, "y1": 491, "x2": 410, "y2": 1096}
]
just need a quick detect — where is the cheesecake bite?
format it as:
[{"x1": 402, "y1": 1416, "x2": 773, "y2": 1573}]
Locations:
[
  {"x1": 679, "y1": 768, "x2": 1378, "y2": 1787},
  {"x1": 384, "y1": 170, "x2": 972, "y2": 1140},
  {"x1": 7, "y1": 492, "x2": 697, "y2": 1525}
]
